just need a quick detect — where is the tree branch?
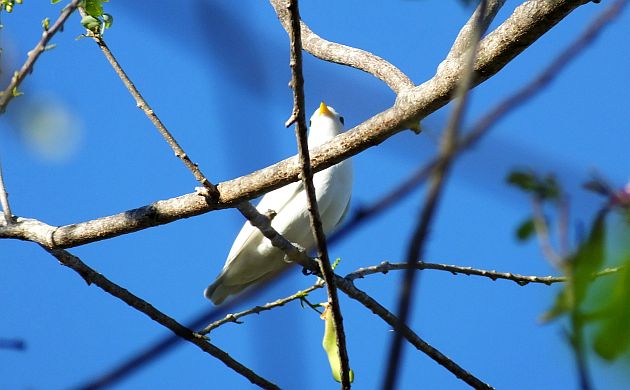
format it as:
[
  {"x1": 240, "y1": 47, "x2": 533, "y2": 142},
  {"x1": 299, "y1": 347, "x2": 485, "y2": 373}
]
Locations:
[
  {"x1": 43, "y1": 247, "x2": 279, "y2": 390},
  {"x1": 330, "y1": 0, "x2": 624, "y2": 249},
  {"x1": 200, "y1": 281, "x2": 323, "y2": 334},
  {"x1": 440, "y1": 0, "x2": 506, "y2": 70},
  {"x1": 346, "y1": 261, "x2": 621, "y2": 286},
  {"x1": 269, "y1": 0, "x2": 414, "y2": 94},
  {"x1": 0, "y1": 0, "x2": 597, "y2": 250},
  {"x1": 0, "y1": 0, "x2": 81, "y2": 113},
  {"x1": 82, "y1": 20, "x2": 220, "y2": 199},
  {"x1": 333, "y1": 274, "x2": 493, "y2": 389},
  {"x1": 285, "y1": 0, "x2": 351, "y2": 387},
  {"x1": 0, "y1": 157, "x2": 13, "y2": 224},
  {"x1": 384, "y1": 2, "x2": 487, "y2": 387}
]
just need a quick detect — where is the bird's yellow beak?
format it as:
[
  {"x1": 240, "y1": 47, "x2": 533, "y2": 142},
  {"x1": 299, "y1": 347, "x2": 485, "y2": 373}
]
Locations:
[{"x1": 319, "y1": 101, "x2": 332, "y2": 117}]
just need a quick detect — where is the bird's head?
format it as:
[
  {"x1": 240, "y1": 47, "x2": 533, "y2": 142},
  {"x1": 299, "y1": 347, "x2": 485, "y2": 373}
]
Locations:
[{"x1": 308, "y1": 102, "x2": 345, "y2": 145}]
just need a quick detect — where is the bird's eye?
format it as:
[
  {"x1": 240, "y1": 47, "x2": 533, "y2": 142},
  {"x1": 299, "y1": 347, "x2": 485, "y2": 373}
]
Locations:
[
  {"x1": 339, "y1": 116, "x2": 345, "y2": 125},
  {"x1": 309, "y1": 119, "x2": 312, "y2": 127}
]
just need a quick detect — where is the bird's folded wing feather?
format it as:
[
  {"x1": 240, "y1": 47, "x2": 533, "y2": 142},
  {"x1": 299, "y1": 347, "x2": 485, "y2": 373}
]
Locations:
[{"x1": 223, "y1": 180, "x2": 304, "y2": 265}]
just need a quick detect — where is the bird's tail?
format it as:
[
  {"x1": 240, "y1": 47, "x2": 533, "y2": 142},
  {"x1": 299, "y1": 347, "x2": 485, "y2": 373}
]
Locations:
[{"x1": 204, "y1": 278, "x2": 232, "y2": 305}]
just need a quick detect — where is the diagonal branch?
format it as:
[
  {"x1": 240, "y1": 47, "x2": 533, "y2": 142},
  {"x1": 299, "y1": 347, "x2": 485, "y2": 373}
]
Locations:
[
  {"x1": 0, "y1": 0, "x2": 81, "y2": 113},
  {"x1": 333, "y1": 274, "x2": 493, "y2": 389},
  {"x1": 269, "y1": 0, "x2": 414, "y2": 94},
  {"x1": 44, "y1": 247, "x2": 279, "y2": 389},
  {"x1": 285, "y1": 0, "x2": 351, "y2": 387},
  {"x1": 440, "y1": 0, "x2": 506, "y2": 69},
  {"x1": 83, "y1": 26, "x2": 220, "y2": 199},
  {"x1": 330, "y1": 0, "x2": 626, "y2": 249},
  {"x1": 384, "y1": 2, "x2": 487, "y2": 388}
]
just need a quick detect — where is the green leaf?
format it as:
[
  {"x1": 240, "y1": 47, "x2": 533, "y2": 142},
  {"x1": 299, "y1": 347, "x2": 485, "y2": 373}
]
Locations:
[
  {"x1": 515, "y1": 217, "x2": 536, "y2": 241},
  {"x1": 592, "y1": 264, "x2": 630, "y2": 360},
  {"x1": 572, "y1": 210, "x2": 607, "y2": 305},
  {"x1": 84, "y1": 0, "x2": 104, "y2": 17},
  {"x1": 507, "y1": 170, "x2": 538, "y2": 192},
  {"x1": 80, "y1": 15, "x2": 100, "y2": 33},
  {"x1": 507, "y1": 170, "x2": 561, "y2": 200},
  {"x1": 42, "y1": 17, "x2": 50, "y2": 31},
  {"x1": 102, "y1": 13, "x2": 113, "y2": 29},
  {"x1": 541, "y1": 288, "x2": 570, "y2": 323},
  {"x1": 321, "y1": 304, "x2": 354, "y2": 383},
  {"x1": 51, "y1": 0, "x2": 62, "y2": 4}
]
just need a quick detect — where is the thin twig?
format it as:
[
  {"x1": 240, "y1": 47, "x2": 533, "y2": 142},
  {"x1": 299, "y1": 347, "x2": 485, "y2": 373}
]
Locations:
[
  {"x1": 346, "y1": 261, "x2": 621, "y2": 286},
  {"x1": 383, "y1": 2, "x2": 487, "y2": 388},
  {"x1": 0, "y1": 0, "x2": 81, "y2": 113},
  {"x1": 0, "y1": 157, "x2": 13, "y2": 224},
  {"x1": 269, "y1": 0, "x2": 414, "y2": 94},
  {"x1": 200, "y1": 281, "x2": 324, "y2": 334},
  {"x1": 44, "y1": 247, "x2": 279, "y2": 390},
  {"x1": 532, "y1": 197, "x2": 563, "y2": 267},
  {"x1": 285, "y1": 0, "x2": 351, "y2": 387},
  {"x1": 85, "y1": 30, "x2": 220, "y2": 199}
]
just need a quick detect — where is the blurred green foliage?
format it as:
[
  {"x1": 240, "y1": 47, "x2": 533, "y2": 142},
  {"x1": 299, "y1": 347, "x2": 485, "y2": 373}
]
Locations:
[{"x1": 509, "y1": 169, "x2": 630, "y2": 363}]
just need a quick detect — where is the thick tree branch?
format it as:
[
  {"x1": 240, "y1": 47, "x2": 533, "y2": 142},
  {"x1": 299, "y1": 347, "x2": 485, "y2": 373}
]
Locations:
[
  {"x1": 285, "y1": 0, "x2": 351, "y2": 387},
  {"x1": 441, "y1": 0, "x2": 506, "y2": 69},
  {"x1": 0, "y1": 0, "x2": 81, "y2": 113},
  {"x1": 269, "y1": 0, "x2": 415, "y2": 93},
  {"x1": 0, "y1": 0, "x2": 596, "y2": 249},
  {"x1": 44, "y1": 247, "x2": 279, "y2": 390}
]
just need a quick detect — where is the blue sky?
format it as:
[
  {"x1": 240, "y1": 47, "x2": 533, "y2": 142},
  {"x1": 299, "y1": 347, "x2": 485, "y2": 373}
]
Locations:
[{"x1": 2, "y1": 1, "x2": 630, "y2": 389}]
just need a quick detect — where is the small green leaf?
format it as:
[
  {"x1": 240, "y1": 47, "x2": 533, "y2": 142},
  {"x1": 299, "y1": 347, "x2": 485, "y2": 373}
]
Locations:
[
  {"x1": 42, "y1": 17, "x2": 50, "y2": 31},
  {"x1": 507, "y1": 170, "x2": 537, "y2": 192},
  {"x1": 102, "y1": 13, "x2": 113, "y2": 29},
  {"x1": 321, "y1": 304, "x2": 354, "y2": 383},
  {"x1": 80, "y1": 15, "x2": 100, "y2": 33},
  {"x1": 51, "y1": 0, "x2": 62, "y2": 4},
  {"x1": 507, "y1": 170, "x2": 561, "y2": 200},
  {"x1": 592, "y1": 264, "x2": 630, "y2": 360},
  {"x1": 11, "y1": 87, "x2": 23, "y2": 97},
  {"x1": 84, "y1": 0, "x2": 104, "y2": 17},
  {"x1": 572, "y1": 210, "x2": 607, "y2": 305},
  {"x1": 541, "y1": 288, "x2": 570, "y2": 323},
  {"x1": 515, "y1": 217, "x2": 536, "y2": 241}
]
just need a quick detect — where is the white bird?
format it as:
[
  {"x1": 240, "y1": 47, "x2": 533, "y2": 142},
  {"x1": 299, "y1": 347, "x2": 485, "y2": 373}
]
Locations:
[{"x1": 205, "y1": 102, "x2": 353, "y2": 305}]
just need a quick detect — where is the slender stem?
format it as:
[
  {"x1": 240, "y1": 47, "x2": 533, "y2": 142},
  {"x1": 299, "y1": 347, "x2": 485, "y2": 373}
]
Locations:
[
  {"x1": 346, "y1": 261, "x2": 620, "y2": 285},
  {"x1": 86, "y1": 32, "x2": 219, "y2": 199},
  {"x1": 531, "y1": 197, "x2": 563, "y2": 267},
  {"x1": 0, "y1": 157, "x2": 13, "y2": 224},
  {"x1": 383, "y1": 2, "x2": 487, "y2": 388},
  {"x1": 0, "y1": 0, "x2": 81, "y2": 113},
  {"x1": 200, "y1": 281, "x2": 323, "y2": 334},
  {"x1": 44, "y1": 247, "x2": 279, "y2": 389},
  {"x1": 285, "y1": 0, "x2": 351, "y2": 387}
]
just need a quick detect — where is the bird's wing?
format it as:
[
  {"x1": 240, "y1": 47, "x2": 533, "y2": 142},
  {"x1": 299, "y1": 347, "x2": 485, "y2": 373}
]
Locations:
[{"x1": 224, "y1": 180, "x2": 303, "y2": 264}]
